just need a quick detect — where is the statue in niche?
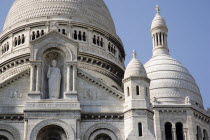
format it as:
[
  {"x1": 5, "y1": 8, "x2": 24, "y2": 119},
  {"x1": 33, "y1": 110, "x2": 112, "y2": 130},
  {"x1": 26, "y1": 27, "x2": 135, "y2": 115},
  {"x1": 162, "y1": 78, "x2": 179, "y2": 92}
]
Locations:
[{"x1": 47, "y1": 60, "x2": 61, "y2": 99}]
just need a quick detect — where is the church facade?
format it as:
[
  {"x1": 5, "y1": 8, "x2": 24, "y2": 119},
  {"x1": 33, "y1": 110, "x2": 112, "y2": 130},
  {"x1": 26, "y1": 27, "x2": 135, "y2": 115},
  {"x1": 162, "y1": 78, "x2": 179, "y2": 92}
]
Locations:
[{"x1": 0, "y1": 0, "x2": 209, "y2": 140}]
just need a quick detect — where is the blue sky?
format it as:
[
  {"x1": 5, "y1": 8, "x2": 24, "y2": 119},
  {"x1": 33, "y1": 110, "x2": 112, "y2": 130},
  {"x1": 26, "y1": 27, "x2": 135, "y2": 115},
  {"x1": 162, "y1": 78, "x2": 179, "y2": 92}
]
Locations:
[{"x1": 0, "y1": 0, "x2": 210, "y2": 109}]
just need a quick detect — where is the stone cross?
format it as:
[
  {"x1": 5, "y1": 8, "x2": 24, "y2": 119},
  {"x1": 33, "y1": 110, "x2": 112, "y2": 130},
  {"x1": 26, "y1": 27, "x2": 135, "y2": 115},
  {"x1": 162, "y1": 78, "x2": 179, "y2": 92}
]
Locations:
[{"x1": 156, "y1": 5, "x2": 160, "y2": 14}]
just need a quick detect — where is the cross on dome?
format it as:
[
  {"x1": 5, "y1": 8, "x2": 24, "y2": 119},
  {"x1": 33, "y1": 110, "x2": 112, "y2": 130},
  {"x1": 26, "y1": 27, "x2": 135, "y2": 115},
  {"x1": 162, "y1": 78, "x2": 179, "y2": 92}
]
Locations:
[
  {"x1": 132, "y1": 50, "x2": 137, "y2": 58},
  {"x1": 156, "y1": 5, "x2": 160, "y2": 14}
]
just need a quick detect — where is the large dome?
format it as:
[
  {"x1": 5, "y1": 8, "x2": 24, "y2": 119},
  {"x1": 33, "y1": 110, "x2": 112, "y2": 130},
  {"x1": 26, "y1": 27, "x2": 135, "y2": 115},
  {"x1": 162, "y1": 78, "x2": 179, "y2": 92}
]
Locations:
[
  {"x1": 145, "y1": 54, "x2": 203, "y2": 107},
  {"x1": 3, "y1": 0, "x2": 116, "y2": 34}
]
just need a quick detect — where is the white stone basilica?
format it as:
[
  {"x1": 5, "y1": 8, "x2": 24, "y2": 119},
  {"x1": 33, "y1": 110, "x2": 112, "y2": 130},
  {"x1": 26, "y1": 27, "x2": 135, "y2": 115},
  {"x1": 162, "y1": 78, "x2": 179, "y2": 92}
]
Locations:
[{"x1": 0, "y1": 0, "x2": 209, "y2": 140}]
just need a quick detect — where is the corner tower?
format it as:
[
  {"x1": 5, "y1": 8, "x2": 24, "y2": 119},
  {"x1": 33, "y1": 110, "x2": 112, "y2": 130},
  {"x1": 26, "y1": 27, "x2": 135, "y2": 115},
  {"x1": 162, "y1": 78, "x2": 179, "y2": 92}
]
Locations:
[{"x1": 123, "y1": 51, "x2": 155, "y2": 140}]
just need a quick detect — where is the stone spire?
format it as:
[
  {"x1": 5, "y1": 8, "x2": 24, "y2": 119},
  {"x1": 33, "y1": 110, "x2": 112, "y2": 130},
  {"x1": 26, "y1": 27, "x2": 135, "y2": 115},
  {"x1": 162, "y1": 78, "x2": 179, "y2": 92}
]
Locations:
[{"x1": 151, "y1": 5, "x2": 169, "y2": 56}]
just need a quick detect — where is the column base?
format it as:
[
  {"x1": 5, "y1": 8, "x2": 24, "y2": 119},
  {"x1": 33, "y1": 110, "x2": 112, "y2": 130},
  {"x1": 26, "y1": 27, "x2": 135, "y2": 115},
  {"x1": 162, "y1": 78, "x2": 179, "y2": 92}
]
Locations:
[
  {"x1": 64, "y1": 91, "x2": 78, "y2": 101},
  {"x1": 28, "y1": 91, "x2": 41, "y2": 100}
]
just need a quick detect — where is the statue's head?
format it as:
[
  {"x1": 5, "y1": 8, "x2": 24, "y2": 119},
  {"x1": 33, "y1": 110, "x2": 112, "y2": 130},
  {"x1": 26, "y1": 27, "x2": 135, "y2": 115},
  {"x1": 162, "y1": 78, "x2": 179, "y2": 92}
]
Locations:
[{"x1": 52, "y1": 60, "x2": 57, "y2": 67}]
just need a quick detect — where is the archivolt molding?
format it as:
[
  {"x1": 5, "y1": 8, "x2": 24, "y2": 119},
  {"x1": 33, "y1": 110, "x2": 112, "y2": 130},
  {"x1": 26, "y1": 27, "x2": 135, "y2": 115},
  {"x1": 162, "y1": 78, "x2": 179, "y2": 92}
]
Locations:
[
  {"x1": 0, "y1": 57, "x2": 30, "y2": 74},
  {"x1": 0, "y1": 124, "x2": 21, "y2": 140},
  {"x1": 78, "y1": 70, "x2": 124, "y2": 100},
  {"x1": 83, "y1": 123, "x2": 124, "y2": 140},
  {"x1": 30, "y1": 119, "x2": 75, "y2": 140},
  {"x1": 0, "y1": 64, "x2": 30, "y2": 85},
  {"x1": 0, "y1": 69, "x2": 30, "y2": 88}
]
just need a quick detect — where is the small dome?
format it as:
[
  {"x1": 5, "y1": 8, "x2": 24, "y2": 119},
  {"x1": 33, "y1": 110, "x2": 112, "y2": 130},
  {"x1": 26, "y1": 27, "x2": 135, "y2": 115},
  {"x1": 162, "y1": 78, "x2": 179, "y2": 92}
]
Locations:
[
  {"x1": 151, "y1": 6, "x2": 167, "y2": 30},
  {"x1": 145, "y1": 54, "x2": 203, "y2": 107},
  {"x1": 124, "y1": 51, "x2": 147, "y2": 79}
]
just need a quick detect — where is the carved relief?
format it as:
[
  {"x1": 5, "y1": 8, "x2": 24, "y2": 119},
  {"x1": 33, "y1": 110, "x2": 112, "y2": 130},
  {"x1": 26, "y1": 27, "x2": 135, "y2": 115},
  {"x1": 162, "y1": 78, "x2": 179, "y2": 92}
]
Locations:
[
  {"x1": 9, "y1": 90, "x2": 22, "y2": 99},
  {"x1": 84, "y1": 89, "x2": 97, "y2": 99}
]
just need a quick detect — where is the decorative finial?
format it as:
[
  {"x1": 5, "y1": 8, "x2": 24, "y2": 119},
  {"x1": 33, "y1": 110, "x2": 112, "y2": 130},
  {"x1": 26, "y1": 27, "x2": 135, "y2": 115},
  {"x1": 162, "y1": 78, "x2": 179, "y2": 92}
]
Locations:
[
  {"x1": 156, "y1": 5, "x2": 160, "y2": 14},
  {"x1": 132, "y1": 50, "x2": 137, "y2": 58}
]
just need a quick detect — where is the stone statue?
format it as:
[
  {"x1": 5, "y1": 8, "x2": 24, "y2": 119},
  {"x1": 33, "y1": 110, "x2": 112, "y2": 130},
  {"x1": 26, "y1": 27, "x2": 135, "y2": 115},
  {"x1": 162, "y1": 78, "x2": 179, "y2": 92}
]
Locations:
[{"x1": 47, "y1": 60, "x2": 61, "y2": 99}]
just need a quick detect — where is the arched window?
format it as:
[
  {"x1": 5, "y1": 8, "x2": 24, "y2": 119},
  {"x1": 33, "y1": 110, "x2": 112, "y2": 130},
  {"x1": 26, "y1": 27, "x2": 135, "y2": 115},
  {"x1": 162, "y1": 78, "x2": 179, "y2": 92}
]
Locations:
[
  {"x1": 165, "y1": 122, "x2": 173, "y2": 140},
  {"x1": 62, "y1": 29, "x2": 66, "y2": 35},
  {"x1": 136, "y1": 86, "x2": 139, "y2": 95},
  {"x1": 101, "y1": 38, "x2": 103, "y2": 47},
  {"x1": 41, "y1": 30, "x2": 44, "y2": 36},
  {"x1": 32, "y1": 31, "x2": 36, "y2": 40},
  {"x1": 58, "y1": 29, "x2": 61, "y2": 32},
  {"x1": 127, "y1": 87, "x2": 130, "y2": 96},
  {"x1": 6, "y1": 42, "x2": 9, "y2": 51},
  {"x1": 159, "y1": 33, "x2": 162, "y2": 45},
  {"x1": 73, "y1": 30, "x2": 77, "y2": 40},
  {"x1": 36, "y1": 30, "x2": 40, "y2": 38},
  {"x1": 78, "y1": 31, "x2": 82, "y2": 40},
  {"x1": 197, "y1": 126, "x2": 202, "y2": 140},
  {"x1": 14, "y1": 37, "x2": 17, "y2": 46},
  {"x1": 145, "y1": 87, "x2": 149, "y2": 97},
  {"x1": 18, "y1": 36, "x2": 21, "y2": 45},
  {"x1": 203, "y1": 129, "x2": 208, "y2": 140},
  {"x1": 156, "y1": 33, "x2": 159, "y2": 45},
  {"x1": 108, "y1": 43, "x2": 111, "y2": 51},
  {"x1": 94, "y1": 134, "x2": 112, "y2": 140},
  {"x1": 83, "y1": 32, "x2": 86, "y2": 41},
  {"x1": 138, "y1": 123, "x2": 143, "y2": 137},
  {"x1": 97, "y1": 36, "x2": 100, "y2": 46},
  {"x1": 22, "y1": 34, "x2": 25, "y2": 44},
  {"x1": 176, "y1": 122, "x2": 184, "y2": 140},
  {"x1": 93, "y1": 35, "x2": 96, "y2": 44}
]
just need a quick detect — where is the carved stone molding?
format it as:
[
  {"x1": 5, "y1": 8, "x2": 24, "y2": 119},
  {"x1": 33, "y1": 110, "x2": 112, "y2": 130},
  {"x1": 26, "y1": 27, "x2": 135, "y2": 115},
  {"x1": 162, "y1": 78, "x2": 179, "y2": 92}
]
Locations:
[
  {"x1": 0, "y1": 124, "x2": 21, "y2": 140},
  {"x1": 78, "y1": 70, "x2": 124, "y2": 100},
  {"x1": 82, "y1": 123, "x2": 124, "y2": 140},
  {"x1": 30, "y1": 119, "x2": 75, "y2": 140},
  {"x1": 0, "y1": 70, "x2": 30, "y2": 88}
]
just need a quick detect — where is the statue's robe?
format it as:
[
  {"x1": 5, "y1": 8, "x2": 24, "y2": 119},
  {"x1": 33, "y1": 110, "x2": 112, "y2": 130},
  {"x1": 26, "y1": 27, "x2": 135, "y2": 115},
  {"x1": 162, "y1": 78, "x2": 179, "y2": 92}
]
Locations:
[{"x1": 48, "y1": 67, "x2": 61, "y2": 99}]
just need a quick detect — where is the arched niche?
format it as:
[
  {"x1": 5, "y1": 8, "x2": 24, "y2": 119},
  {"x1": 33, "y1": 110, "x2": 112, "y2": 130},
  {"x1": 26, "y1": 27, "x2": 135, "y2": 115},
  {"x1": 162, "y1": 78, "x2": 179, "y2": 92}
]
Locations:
[
  {"x1": 37, "y1": 125, "x2": 67, "y2": 140},
  {"x1": 83, "y1": 123, "x2": 123, "y2": 140},
  {"x1": 30, "y1": 119, "x2": 75, "y2": 140},
  {"x1": 41, "y1": 48, "x2": 66, "y2": 99},
  {"x1": 0, "y1": 124, "x2": 21, "y2": 140}
]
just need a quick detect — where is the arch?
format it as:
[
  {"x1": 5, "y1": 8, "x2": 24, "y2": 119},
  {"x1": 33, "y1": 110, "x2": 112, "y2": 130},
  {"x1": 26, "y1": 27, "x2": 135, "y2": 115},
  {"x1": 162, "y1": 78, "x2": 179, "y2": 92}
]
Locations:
[
  {"x1": 165, "y1": 122, "x2": 172, "y2": 140},
  {"x1": 197, "y1": 126, "x2": 202, "y2": 140},
  {"x1": 37, "y1": 125, "x2": 67, "y2": 140},
  {"x1": 138, "y1": 122, "x2": 143, "y2": 137},
  {"x1": 36, "y1": 43, "x2": 73, "y2": 61},
  {"x1": 203, "y1": 129, "x2": 208, "y2": 140},
  {"x1": 94, "y1": 133, "x2": 112, "y2": 140},
  {"x1": 136, "y1": 85, "x2": 139, "y2": 95},
  {"x1": 176, "y1": 122, "x2": 184, "y2": 140},
  {"x1": 0, "y1": 124, "x2": 21, "y2": 140},
  {"x1": 30, "y1": 119, "x2": 75, "y2": 140},
  {"x1": 83, "y1": 123, "x2": 123, "y2": 140}
]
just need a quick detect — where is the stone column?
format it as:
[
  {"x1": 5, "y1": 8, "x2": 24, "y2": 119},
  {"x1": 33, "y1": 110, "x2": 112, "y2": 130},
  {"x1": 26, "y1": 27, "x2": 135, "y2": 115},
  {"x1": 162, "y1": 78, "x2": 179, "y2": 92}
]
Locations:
[
  {"x1": 156, "y1": 33, "x2": 159, "y2": 46},
  {"x1": 66, "y1": 64, "x2": 71, "y2": 92},
  {"x1": 161, "y1": 129, "x2": 165, "y2": 140},
  {"x1": 73, "y1": 64, "x2": 77, "y2": 92},
  {"x1": 152, "y1": 35, "x2": 155, "y2": 47},
  {"x1": 183, "y1": 128, "x2": 188, "y2": 140},
  {"x1": 76, "y1": 120, "x2": 80, "y2": 140},
  {"x1": 172, "y1": 128, "x2": 177, "y2": 140},
  {"x1": 68, "y1": 23, "x2": 73, "y2": 39},
  {"x1": 35, "y1": 64, "x2": 41, "y2": 92},
  {"x1": 30, "y1": 64, "x2": 35, "y2": 92},
  {"x1": 23, "y1": 119, "x2": 28, "y2": 140},
  {"x1": 88, "y1": 28, "x2": 93, "y2": 45},
  {"x1": 154, "y1": 110, "x2": 162, "y2": 140}
]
